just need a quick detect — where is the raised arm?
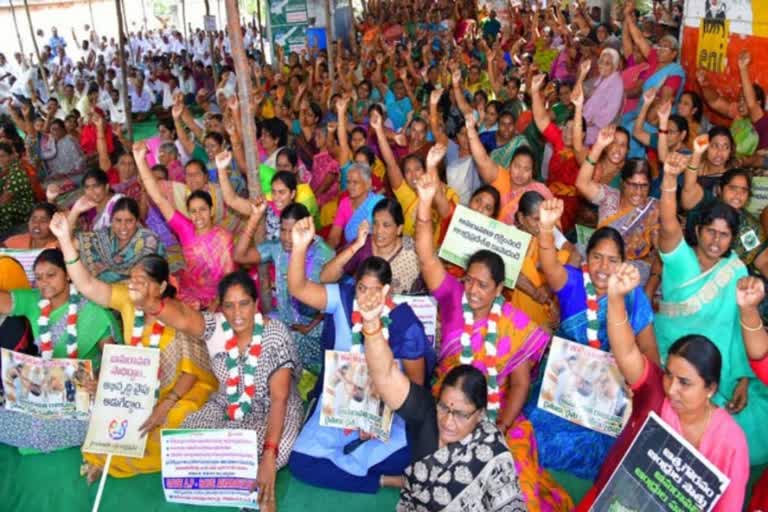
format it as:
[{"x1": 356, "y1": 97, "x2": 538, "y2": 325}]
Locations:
[
  {"x1": 319, "y1": 221, "x2": 368, "y2": 283},
  {"x1": 571, "y1": 81, "x2": 587, "y2": 160},
  {"x1": 287, "y1": 217, "x2": 328, "y2": 311},
  {"x1": 233, "y1": 201, "x2": 267, "y2": 266},
  {"x1": 624, "y1": 5, "x2": 651, "y2": 59},
  {"x1": 632, "y1": 88, "x2": 657, "y2": 148},
  {"x1": 530, "y1": 74, "x2": 550, "y2": 134},
  {"x1": 144, "y1": 297, "x2": 206, "y2": 339},
  {"x1": 538, "y1": 199, "x2": 568, "y2": 291},
  {"x1": 658, "y1": 152, "x2": 690, "y2": 252},
  {"x1": 736, "y1": 276, "x2": 768, "y2": 360},
  {"x1": 464, "y1": 113, "x2": 499, "y2": 184},
  {"x1": 426, "y1": 143, "x2": 452, "y2": 219},
  {"x1": 49, "y1": 213, "x2": 112, "y2": 307},
  {"x1": 172, "y1": 97, "x2": 196, "y2": 156},
  {"x1": 450, "y1": 66, "x2": 474, "y2": 117},
  {"x1": 606, "y1": 262, "x2": 647, "y2": 386},
  {"x1": 133, "y1": 142, "x2": 175, "y2": 221},
  {"x1": 737, "y1": 51, "x2": 765, "y2": 124},
  {"x1": 335, "y1": 95, "x2": 352, "y2": 165},
  {"x1": 215, "y1": 151, "x2": 252, "y2": 217},
  {"x1": 576, "y1": 126, "x2": 613, "y2": 203},
  {"x1": 428, "y1": 89, "x2": 449, "y2": 147},
  {"x1": 93, "y1": 114, "x2": 112, "y2": 173},
  {"x1": 656, "y1": 99, "x2": 673, "y2": 163},
  {"x1": 696, "y1": 71, "x2": 735, "y2": 120},
  {"x1": 413, "y1": 171, "x2": 447, "y2": 292},
  {"x1": 679, "y1": 136, "x2": 708, "y2": 211},
  {"x1": 370, "y1": 110, "x2": 405, "y2": 191}
]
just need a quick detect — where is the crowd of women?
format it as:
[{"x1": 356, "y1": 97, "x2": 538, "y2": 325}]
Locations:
[{"x1": 2, "y1": 0, "x2": 768, "y2": 510}]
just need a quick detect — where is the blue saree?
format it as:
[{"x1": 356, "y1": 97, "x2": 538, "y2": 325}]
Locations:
[
  {"x1": 344, "y1": 192, "x2": 384, "y2": 244},
  {"x1": 523, "y1": 265, "x2": 654, "y2": 480}
]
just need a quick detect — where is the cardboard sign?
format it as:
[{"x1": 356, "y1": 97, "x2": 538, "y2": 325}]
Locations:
[
  {"x1": 319, "y1": 350, "x2": 394, "y2": 441},
  {"x1": 161, "y1": 429, "x2": 259, "y2": 508},
  {"x1": 392, "y1": 295, "x2": 438, "y2": 347},
  {"x1": 593, "y1": 412, "x2": 730, "y2": 512},
  {"x1": 439, "y1": 205, "x2": 531, "y2": 288},
  {"x1": 697, "y1": 18, "x2": 731, "y2": 74},
  {"x1": 82, "y1": 344, "x2": 160, "y2": 458},
  {"x1": 1, "y1": 349, "x2": 92, "y2": 420},
  {"x1": 747, "y1": 176, "x2": 768, "y2": 217},
  {"x1": 537, "y1": 337, "x2": 631, "y2": 438}
]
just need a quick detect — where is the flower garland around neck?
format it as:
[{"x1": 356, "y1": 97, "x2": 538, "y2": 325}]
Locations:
[
  {"x1": 130, "y1": 309, "x2": 166, "y2": 348},
  {"x1": 582, "y1": 265, "x2": 602, "y2": 349},
  {"x1": 38, "y1": 283, "x2": 80, "y2": 359},
  {"x1": 460, "y1": 294, "x2": 505, "y2": 422},
  {"x1": 350, "y1": 297, "x2": 396, "y2": 352},
  {"x1": 223, "y1": 314, "x2": 265, "y2": 421}
]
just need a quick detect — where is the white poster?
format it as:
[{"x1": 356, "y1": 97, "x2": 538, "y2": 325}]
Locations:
[
  {"x1": 82, "y1": 344, "x2": 160, "y2": 458},
  {"x1": 161, "y1": 429, "x2": 259, "y2": 508},
  {"x1": 392, "y1": 295, "x2": 438, "y2": 347}
]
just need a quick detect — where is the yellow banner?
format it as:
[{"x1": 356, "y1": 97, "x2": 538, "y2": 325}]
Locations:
[{"x1": 697, "y1": 18, "x2": 730, "y2": 73}]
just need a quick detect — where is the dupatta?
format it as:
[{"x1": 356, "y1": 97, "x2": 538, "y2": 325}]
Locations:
[{"x1": 77, "y1": 227, "x2": 165, "y2": 283}]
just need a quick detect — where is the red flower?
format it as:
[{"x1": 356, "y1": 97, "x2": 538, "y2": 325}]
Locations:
[{"x1": 226, "y1": 377, "x2": 240, "y2": 387}]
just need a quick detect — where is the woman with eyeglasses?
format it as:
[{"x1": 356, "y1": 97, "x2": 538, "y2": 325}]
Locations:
[
  {"x1": 655, "y1": 152, "x2": 768, "y2": 468},
  {"x1": 576, "y1": 126, "x2": 660, "y2": 286},
  {"x1": 414, "y1": 171, "x2": 573, "y2": 510},
  {"x1": 286, "y1": 217, "x2": 435, "y2": 494}
]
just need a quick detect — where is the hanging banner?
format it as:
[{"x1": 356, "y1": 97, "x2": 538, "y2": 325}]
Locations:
[
  {"x1": 1, "y1": 349, "x2": 92, "y2": 420},
  {"x1": 593, "y1": 412, "x2": 730, "y2": 512},
  {"x1": 537, "y1": 337, "x2": 631, "y2": 437},
  {"x1": 82, "y1": 344, "x2": 160, "y2": 458},
  {"x1": 269, "y1": 0, "x2": 309, "y2": 53},
  {"x1": 439, "y1": 204, "x2": 531, "y2": 288},
  {"x1": 161, "y1": 429, "x2": 259, "y2": 508}
]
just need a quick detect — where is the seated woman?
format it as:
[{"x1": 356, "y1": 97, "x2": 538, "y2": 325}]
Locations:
[
  {"x1": 140, "y1": 270, "x2": 303, "y2": 512},
  {"x1": 0, "y1": 142, "x2": 35, "y2": 236},
  {"x1": 321, "y1": 198, "x2": 423, "y2": 295},
  {"x1": 2, "y1": 202, "x2": 59, "y2": 249},
  {"x1": 582, "y1": 49, "x2": 624, "y2": 146},
  {"x1": 0, "y1": 256, "x2": 32, "y2": 357},
  {"x1": 50, "y1": 213, "x2": 216, "y2": 480},
  {"x1": 577, "y1": 262, "x2": 749, "y2": 511},
  {"x1": 683, "y1": 127, "x2": 736, "y2": 196},
  {"x1": 655, "y1": 152, "x2": 768, "y2": 467},
  {"x1": 327, "y1": 162, "x2": 384, "y2": 249},
  {"x1": 76, "y1": 197, "x2": 166, "y2": 283},
  {"x1": 234, "y1": 201, "x2": 333, "y2": 375},
  {"x1": 134, "y1": 142, "x2": 234, "y2": 310},
  {"x1": 287, "y1": 217, "x2": 436, "y2": 494},
  {"x1": 576, "y1": 126, "x2": 660, "y2": 285},
  {"x1": 524, "y1": 198, "x2": 657, "y2": 480},
  {"x1": 64, "y1": 169, "x2": 124, "y2": 232},
  {"x1": 274, "y1": 147, "x2": 320, "y2": 227},
  {"x1": 0, "y1": 249, "x2": 120, "y2": 452},
  {"x1": 414, "y1": 171, "x2": 572, "y2": 510},
  {"x1": 363, "y1": 313, "x2": 527, "y2": 510},
  {"x1": 514, "y1": 191, "x2": 581, "y2": 329}
]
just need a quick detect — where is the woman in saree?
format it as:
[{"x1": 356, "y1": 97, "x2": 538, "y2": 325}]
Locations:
[
  {"x1": 3, "y1": 202, "x2": 59, "y2": 249},
  {"x1": 0, "y1": 249, "x2": 120, "y2": 453},
  {"x1": 137, "y1": 270, "x2": 303, "y2": 512},
  {"x1": 655, "y1": 152, "x2": 768, "y2": 466},
  {"x1": 335, "y1": 97, "x2": 387, "y2": 193},
  {"x1": 582, "y1": 49, "x2": 624, "y2": 146},
  {"x1": 321, "y1": 198, "x2": 423, "y2": 295},
  {"x1": 64, "y1": 169, "x2": 124, "y2": 232},
  {"x1": 50, "y1": 213, "x2": 216, "y2": 481},
  {"x1": 364, "y1": 309, "x2": 527, "y2": 510},
  {"x1": 414, "y1": 171, "x2": 573, "y2": 511},
  {"x1": 680, "y1": 128, "x2": 738, "y2": 204},
  {"x1": 76, "y1": 197, "x2": 166, "y2": 283},
  {"x1": 287, "y1": 218, "x2": 436, "y2": 494},
  {"x1": 514, "y1": 191, "x2": 581, "y2": 329},
  {"x1": 326, "y1": 162, "x2": 384, "y2": 249},
  {"x1": 576, "y1": 127, "x2": 660, "y2": 285},
  {"x1": 0, "y1": 142, "x2": 35, "y2": 235},
  {"x1": 134, "y1": 142, "x2": 234, "y2": 310},
  {"x1": 467, "y1": 113, "x2": 552, "y2": 225},
  {"x1": 524, "y1": 198, "x2": 657, "y2": 480},
  {"x1": 576, "y1": 262, "x2": 749, "y2": 512},
  {"x1": 234, "y1": 201, "x2": 334, "y2": 375}
]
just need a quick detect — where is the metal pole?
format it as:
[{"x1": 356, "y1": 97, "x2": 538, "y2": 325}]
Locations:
[
  {"x1": 22, "y1": 0, "x2": 49, "y2": 90},
  {"x1": 121, "y1": 0, "x2": 130, "y2": 36},
  {"x1": 256, "y1": 0, "x2": 265, "y2": 58},
  {"x1": 181, "y1": 0, "x2": 188, "y2": 41},
  {"x1": 88, "y1": 0, "x2": 96, "y2": 32},
  {"x1": 140, "y1": 0, "x2": 148, "y2": 31},
  {"x1": 9, "y1": 0, "x2": 26, "y2": 56},
  {"x1": 325, "y1": 0, "x2": 335, "y2": 83},
  {"x1": 204, "y1": 0, "x2": 220, "y2": 85},
  {"x1": 115, "y1": 0, "x2": 134, "y2": 142}
]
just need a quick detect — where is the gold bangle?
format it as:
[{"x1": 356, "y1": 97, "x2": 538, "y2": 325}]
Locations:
[
  {"x1": 740, "y1": 318, "x2": 765, "y2": 332},
  {"x1": 611, "y1": 312, "x2": 629, "y2": 327},
  {"x1": 686, "y1": 165, "x2": 699, "y2": 172},
  {"x1": 661, "y1": 186, "x2": 677, "y2": 193},
  {"x1": 362, "y1": 323, "x2": 383, "y2": 337}
]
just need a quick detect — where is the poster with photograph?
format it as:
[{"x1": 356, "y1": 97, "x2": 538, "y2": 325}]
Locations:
[
  {"x1": 82, "y1": 344, "x2": 160, "y2": 458},
  {"x1": 537, "y1": 337, "x2": 631, "y2": 437},
  {"x1": 593, "y1": 412, "x2": 730, "y2": 512},
  {"x1": 161, "y1": 429, "x2": 259, "y2": 508},
  {"x1": 1, "y1": 349, "x2": 92, "y2": 420},
  {"x1": 319, "y1": 350, "x2": 394, "y2": 441}
]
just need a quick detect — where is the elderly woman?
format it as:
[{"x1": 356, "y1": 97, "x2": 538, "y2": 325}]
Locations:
[
  {"x1": 583, "y1": 50, "x2": 624, "y2": 146},
  {"x1": 321, "y1": 198, "x2": 423, "y2": 295},
  {"x1": 50, "y1": 214, "x2": 216, "y2": 481},
  {"x1": 76, "y1": 197, "x2": 166, "y2": 283},
  {"x1": 576, "y1": 263, "x2": 749, "y2": 512},
  {"x1": 287, "y1": 217, "x2": 436, "y2": 495},
  {"x1": 362, "y1": 303, "x2": 526, "y2": 510},
  {"x1": 576, "y1": 127, "x2": 660, "y2": 285},
  {"x1": 141, "y1": 270, "x2": 303, "y2": 512},
  {"x1": 326, "y1": 162, "x2": 384, "y2": 249}
]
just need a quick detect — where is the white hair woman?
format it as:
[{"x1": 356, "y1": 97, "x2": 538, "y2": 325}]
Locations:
[{"x1": 582, "y1": 49, "x2": 625, "y2": 145}]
